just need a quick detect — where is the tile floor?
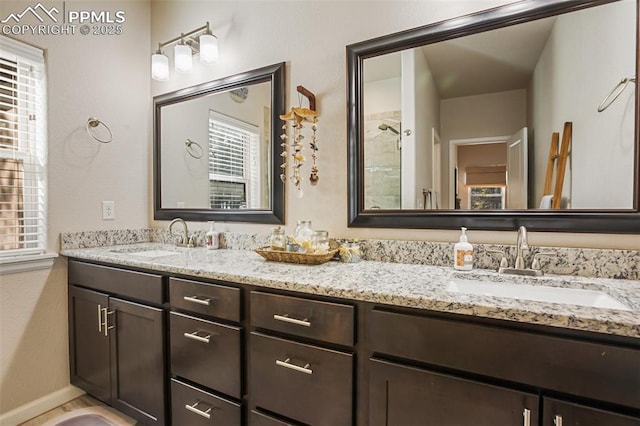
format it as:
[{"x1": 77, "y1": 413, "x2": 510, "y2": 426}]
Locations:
[{"x1": 18, "y1": 396, "x2": 137, "y2": 426}]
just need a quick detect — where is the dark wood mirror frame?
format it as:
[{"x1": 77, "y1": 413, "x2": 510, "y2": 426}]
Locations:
[
  {"x1": 347, "y1": 0, "x2": 640, "y2": 233},
  {"x1": 154, "y1": 62, "x2": 285, "y2": 224}
]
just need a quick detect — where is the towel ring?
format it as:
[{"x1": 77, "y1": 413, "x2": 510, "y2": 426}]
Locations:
[
  {"x1": 86, "y1": 117, "x2": 113, "y2": 143},
  {"x1": 597, "y1": 76, "x2": 636, "y2": 112},
  {"x1": 185, "y1": 139, "x2": 204, "y2": 159}
]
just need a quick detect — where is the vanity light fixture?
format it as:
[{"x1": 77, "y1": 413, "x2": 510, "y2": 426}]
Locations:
[{"x1": 151, "y1": 22, "x2": 219, "y2": 81}]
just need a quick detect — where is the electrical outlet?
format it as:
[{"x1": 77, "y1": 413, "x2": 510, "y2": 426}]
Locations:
[{"x1": 102, "y1": 201, "x2": 115, "y2": 220}]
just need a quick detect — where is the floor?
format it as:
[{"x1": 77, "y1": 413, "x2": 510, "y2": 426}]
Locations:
[{"x1": 19, "y1": 395, "x2": 137, "y2": 426}]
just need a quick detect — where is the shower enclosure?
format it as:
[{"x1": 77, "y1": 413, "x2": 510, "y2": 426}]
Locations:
[{"x1": 364, "y1": 114, "x2": 401, "y2": 209}]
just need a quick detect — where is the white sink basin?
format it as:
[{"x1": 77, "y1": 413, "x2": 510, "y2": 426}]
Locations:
[
  {"x1": 447, "y1": 279, "x2": 631, "y2": 311},
  {"x1": 126, "y1": 250, "x2": 181, "y2": 258}
]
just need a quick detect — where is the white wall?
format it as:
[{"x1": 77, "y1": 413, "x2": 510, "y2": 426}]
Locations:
[
  {"x1": 401, "y1": 48, "x2": 437, "y2": 209},
  {"x1": 531, "y1": 0, "x2": 636, "y2": 209},
  {"x1": 0, "y1": 0, "x2": 150, "y2": 416}
]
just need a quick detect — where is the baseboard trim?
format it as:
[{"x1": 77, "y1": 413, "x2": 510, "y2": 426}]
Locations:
[{"x1": 0, "y1": 385, "x2": 85, "y2": 426}]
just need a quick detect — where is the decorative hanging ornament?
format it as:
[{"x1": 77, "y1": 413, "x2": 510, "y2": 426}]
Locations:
[{"x1": 278, "y1": 105, "x2": 319, "y2": 196}]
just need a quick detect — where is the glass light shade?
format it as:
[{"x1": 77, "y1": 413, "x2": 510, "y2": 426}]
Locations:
[
  {"x1": 174, "y1": 43, "x2": 193, "y2": 73},
  {"x1": 199, "y1": 33, "x2": 219, "y2": 64},
  {"x1": 151, "y1": 53, "x2": 169, "y2": 81}
]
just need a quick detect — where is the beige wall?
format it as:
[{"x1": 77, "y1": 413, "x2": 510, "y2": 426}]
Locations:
[
  {"x1": 150, "y1": 1, "x2": 639, "y2": 250},
  {"x1": 0, "y1": 0, "x2": 150, "y2": 415},
  {"x1": 1, "y1": 0, "x2": 639, "y2": 419}
]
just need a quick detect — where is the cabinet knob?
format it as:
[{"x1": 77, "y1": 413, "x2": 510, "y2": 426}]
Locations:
[
  {"x1": 554, "y1": 415, "x2": 563, "y2": 426},
  {"x1": 523, "y1": 408, "x2": 531, "y2": 426}
]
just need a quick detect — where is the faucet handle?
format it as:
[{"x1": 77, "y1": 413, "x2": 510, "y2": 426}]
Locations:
[
  {"x1": 487, "y1": 250, "x2": 509, "y2": 270},
  {"x1": 531, "y1": 251, "x2": 557, "y2": 271}
]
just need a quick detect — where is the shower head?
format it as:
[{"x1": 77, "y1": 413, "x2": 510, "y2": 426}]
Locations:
[{"x1": 378, "y1": 123, "x2": 400, "y2": 135}]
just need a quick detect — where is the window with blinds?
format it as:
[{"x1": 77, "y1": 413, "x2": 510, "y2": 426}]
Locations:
[
  {"x1": 208, "y1": 111, "x2": 260, "y2": 209},
  {"x1": 0, "y1": 37, "x2": 47, "y2": 256}
]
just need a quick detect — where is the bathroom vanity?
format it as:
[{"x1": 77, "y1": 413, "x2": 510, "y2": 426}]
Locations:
[{"x1": 63, "y1": 244, "x2": 640, "y2": 426}]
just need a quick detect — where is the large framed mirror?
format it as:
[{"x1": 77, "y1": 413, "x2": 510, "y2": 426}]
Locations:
[
  {"x1": 347, "y1": 0, "x2": 640, "y2": 233},
  {"x1": 154, "y1": 62, "x2": 285, "y2": 223}
]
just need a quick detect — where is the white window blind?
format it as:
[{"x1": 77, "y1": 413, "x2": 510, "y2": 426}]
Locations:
[
  {"x1": 0, "y1": 36, "x2": 47, "y2": 257},
  {"x1": 208, "y1": 111, "x2": 260, "y2": 209}
]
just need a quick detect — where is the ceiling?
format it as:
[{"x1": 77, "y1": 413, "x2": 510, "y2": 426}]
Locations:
[{"x1": 364, "y1": 15, "x2": 557, "y2": 99}]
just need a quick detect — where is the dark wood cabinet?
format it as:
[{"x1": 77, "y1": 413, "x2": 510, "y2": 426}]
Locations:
[
  {"x1": 369, "y1": 358, "x2": 539, "y2": 426},
  {"x1": 68, "y1": 286, "x2": 110, "y2": 403},
  {"x1": 170, "y1": 311, "x2": 242, "y2": 399},
  {"x1": 542, "y1": 398, "x2": 640, "y2": 426},
  {"x1": 109, "y1": 297, "x2": 165, "y2": 425},
  {"x1": 250, "y1": 332, "x2": 353, "y2": 425},
  {"x1": 68, "y1": 258, "x2": 640, "y2": 426},
  {"x1": 68, "y1": 261, "x2": 166, "y2": 425},
  {"x1": 171, "y1": 379, "x2": 241, "y2": 425},
  {"x1": 249, "y1": 291, "x2": 356, "y2": 425},
  {"x1": 168, "y1": 277, "x2": 243, "y2": 424}
]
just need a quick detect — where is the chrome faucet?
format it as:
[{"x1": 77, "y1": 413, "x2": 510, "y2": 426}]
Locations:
[
  {"x1": 493, "y1": 226, "x2": 556, "y2": 276},
  {"x1": 168, "y1": 218, "x2": 190, "y2": 247},
  {"x1": 514, "y1": 225, "x2": 528, "y2": 269}
]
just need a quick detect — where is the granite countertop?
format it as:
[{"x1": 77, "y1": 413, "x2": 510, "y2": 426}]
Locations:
[{"x1": 61, "y1": 242, "x2": 640, "y2": 339}]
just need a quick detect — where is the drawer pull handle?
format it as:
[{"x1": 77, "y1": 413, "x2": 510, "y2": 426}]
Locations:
[
  {"x1": 184, "y1": 331, "x2": 211, "y2": 344},
  {"x1": 185, "y1": 401, "x2": 212, "y2": 419},
  {"x1": 523, "y1": 409, "x2": 531, "y2": 426},
  {"x1": 554, "y1": 415, "x2": 563, "y2": 426},
  {"x1": 276, "y1": 358, "x2": 313, "y2": 375},
  {"x1": 273, "y1": 314, "x2": 311, "y2": 327},
  {"x1": 183, "y1": 295, "x2": 211, "y2": 306}
]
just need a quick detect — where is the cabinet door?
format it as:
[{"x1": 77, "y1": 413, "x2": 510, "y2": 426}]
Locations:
[
  {"x1": 543, "y1": 398, "x2": 640, "y2": 426},
  {"x1": 68, "y1": 285, "x2": 111, "y2": 403},
  {"x1": 109, "y1": 297, "x2": 166, "y2": 425},
  {"x1": 369, "y1": 358, "x2": 538, "y2": 426}
]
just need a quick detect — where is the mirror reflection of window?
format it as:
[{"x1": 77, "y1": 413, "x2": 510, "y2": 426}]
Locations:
[
  {"x1": 469, "y1": 187, "x2": 505, "y2": 210},
  {"x1": 208, "y1": 111, "x2": 260, "y2": 210}
]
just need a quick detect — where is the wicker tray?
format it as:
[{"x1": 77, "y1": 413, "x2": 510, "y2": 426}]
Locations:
[{"x1": 255, "y1": 246, "x2": 339, "y2": 265}]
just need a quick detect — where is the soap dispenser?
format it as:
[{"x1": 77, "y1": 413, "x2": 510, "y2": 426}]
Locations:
[
  {"x1": 205, "y1": 221, "x2": 219, "y2": 250},
  {"x1": 454, "y1": 227, "x2": 474, "y2": 271}
]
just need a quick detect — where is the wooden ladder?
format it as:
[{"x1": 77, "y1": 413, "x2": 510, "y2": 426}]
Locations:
[{"x1": 543, "y1": 122, "x2": 572, "y2": 209}]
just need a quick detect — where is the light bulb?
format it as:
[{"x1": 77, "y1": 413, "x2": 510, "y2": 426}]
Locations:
[
  {"x1": 174, "y1": 43, "x2": 193, "y2": 73},
  {"x1": 151, "y1": 52, "x2": 169, "y2": 81},
  {"x1": 199, "y1": 33, "x2": 219, "y2": 64}
]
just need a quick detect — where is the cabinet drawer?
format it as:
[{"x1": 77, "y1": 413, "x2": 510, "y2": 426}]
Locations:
[
  {"x1": 69, "y1": 260, "x2": 163, "y2": 304},
  {"x1": 170, "y1": 277, "x2": 240, "y2": 322},
  {"x1": 250, "y1": 410, "x2": 296, "y2": 426},
  {"x1": 250, "y1": 332, "x2": 353, "y2": 425},
  {"x1": 543, "y1": 398, "x2": 640, "y2": 426},
  {"x1": 250, "y1": 291, "x2": 354, "y2": 346},
  {"x1": 370, "y1": 309, "x2": 640, "y2": 409},
  {"x1": 171, "y1": 379, "x2": 240, "y2": 426},
  {"x1": 170, "y1": 312, "x2": 241, "y2": 399}
]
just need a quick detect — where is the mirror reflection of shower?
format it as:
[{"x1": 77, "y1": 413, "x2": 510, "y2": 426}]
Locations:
[
  {"x1": 377, "y1": 119, "x2": 402, "y2": 150},
  {"x1": 364, "y1": 114, "x2": 402, "y2": 209}
]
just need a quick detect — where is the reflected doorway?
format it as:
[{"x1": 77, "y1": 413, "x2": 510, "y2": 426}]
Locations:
[{"x1": 449, "y1": 127, "x2": 528, "y2": 210}]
